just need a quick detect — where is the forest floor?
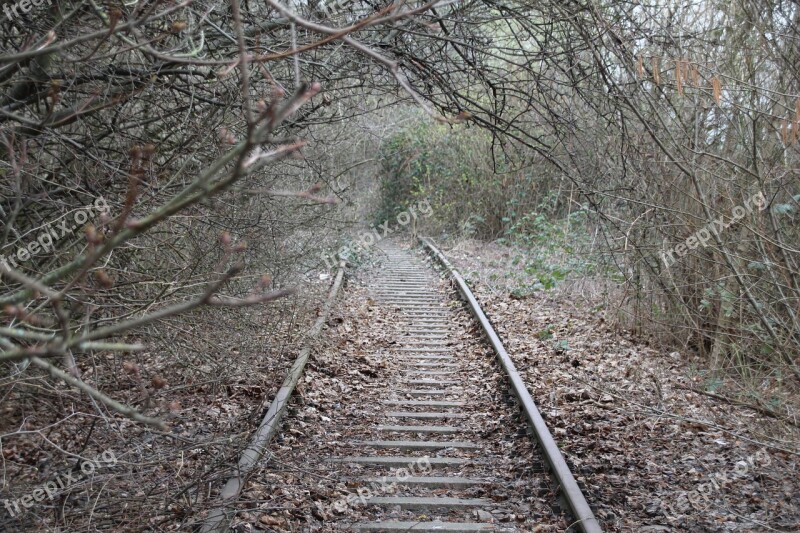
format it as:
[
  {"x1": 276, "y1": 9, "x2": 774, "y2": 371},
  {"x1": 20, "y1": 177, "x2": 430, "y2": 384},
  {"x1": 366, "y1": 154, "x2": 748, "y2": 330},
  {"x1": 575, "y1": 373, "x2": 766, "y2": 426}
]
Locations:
[
  {"x1": 206, "y1": 237, "x2": 800, "y2": 532},
  {"x1": 4, "y1": 237, "x2": 797, "y2": 532},
  {"x1": 443, "y1": 238, "x2": 800, "y2": 532}
]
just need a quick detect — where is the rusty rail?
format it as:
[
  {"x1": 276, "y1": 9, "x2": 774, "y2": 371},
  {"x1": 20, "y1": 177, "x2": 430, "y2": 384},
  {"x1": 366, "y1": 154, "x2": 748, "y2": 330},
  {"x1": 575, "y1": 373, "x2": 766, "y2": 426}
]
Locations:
[
  {"x1": 201, "y1": 260, "x2": 347, "y2": 533},
  {"x1": 420, "y1": 237, "x2": 602, "y2": 533}
]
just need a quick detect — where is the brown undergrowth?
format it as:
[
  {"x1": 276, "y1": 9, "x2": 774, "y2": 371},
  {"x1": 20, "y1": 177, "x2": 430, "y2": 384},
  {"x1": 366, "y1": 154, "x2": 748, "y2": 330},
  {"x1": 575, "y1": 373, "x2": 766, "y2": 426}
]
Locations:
[{"x1": 0, "y1": 278, "x2": 330, "y2": 531}]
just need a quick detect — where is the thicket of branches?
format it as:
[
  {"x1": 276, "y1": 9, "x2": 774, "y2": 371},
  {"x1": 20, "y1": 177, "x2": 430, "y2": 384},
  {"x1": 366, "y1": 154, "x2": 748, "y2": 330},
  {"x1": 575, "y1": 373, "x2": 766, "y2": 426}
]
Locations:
[
  {"x1": 378, "y1": 0, "x2": 799, "y2": 389},
  {"x1": 1, "y1": 0, "x2": 798, "y2": 528}
]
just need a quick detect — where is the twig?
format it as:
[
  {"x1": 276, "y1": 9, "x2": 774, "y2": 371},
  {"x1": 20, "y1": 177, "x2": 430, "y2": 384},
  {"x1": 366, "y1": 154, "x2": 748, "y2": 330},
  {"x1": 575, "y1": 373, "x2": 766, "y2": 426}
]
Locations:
[{"x1": 675, "y1": 385, "x2": 799, "y2": 428}]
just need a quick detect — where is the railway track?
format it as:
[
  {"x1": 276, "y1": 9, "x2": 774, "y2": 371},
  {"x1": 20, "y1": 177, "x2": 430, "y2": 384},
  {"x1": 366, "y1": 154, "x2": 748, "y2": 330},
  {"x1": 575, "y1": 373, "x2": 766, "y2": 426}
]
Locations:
[
  {"x1": 220, "y1": 240, "x2": 600, "y2": 532},
  {"x1": 334, "y1": 243, "x2": 500, "y2": 532}
]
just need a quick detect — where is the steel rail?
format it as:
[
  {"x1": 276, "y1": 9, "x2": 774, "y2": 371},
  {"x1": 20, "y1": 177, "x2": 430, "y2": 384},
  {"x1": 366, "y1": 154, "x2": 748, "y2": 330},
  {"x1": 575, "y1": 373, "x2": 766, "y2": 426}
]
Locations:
[
  {"x1": 420, "y1": 237, "x2": 603, "y2": 533},
  {"x1": 201, "y1": 260, "x2": 348, "y2": 533}
]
